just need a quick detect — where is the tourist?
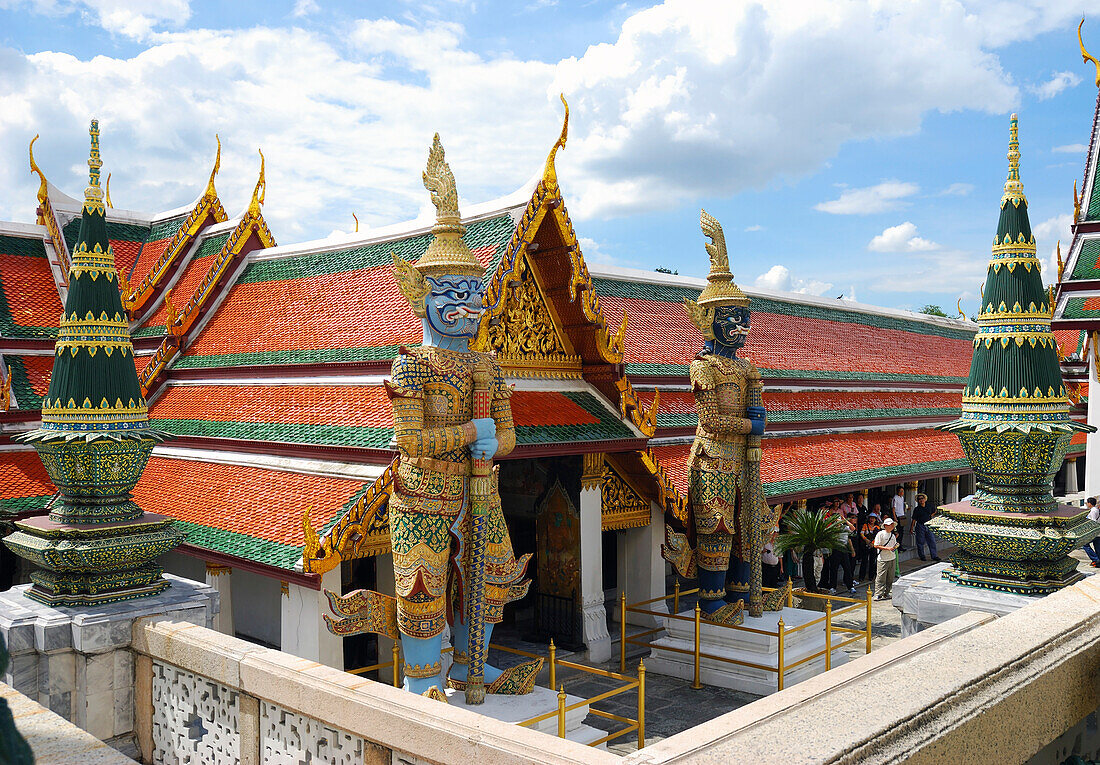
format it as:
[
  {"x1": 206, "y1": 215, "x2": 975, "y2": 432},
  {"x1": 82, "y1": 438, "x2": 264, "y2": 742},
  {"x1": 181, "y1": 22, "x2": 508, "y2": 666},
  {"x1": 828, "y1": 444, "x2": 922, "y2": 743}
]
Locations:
[
  {"x1": 891, "y1": 487, "x2": 908, "y2": 551},
  {"x1": 762, "y1": 527, "x2": 782, "y2": 588},
  {"x1": 840, "y1": 493, "x2": 858, "y2": 520},
  {"x1": 853, "y1": 494, "x2": 870, "y2": 579},
  {"x1": 859, "y1": 510, "x2": 882, "y2": 581},
  {"x1": 828, "y1": 512, "x2": 857, "y2": 595},
  {"x1": 910, "y1": 493, "x2": 941, "y2": 562},
  {"x1": 1086, "y1": 498, "x2": 1100, "y2": 568},
  {"x1": 873, "y1": 518, "x2": 900, "y2": 600}
]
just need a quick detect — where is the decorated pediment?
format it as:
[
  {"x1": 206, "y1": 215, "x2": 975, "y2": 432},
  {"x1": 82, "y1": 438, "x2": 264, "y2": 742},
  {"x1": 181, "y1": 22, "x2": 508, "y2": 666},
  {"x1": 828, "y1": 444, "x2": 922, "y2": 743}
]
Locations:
[{"x1": 480, "y1": 252, "x2": 582, "y2": 378}]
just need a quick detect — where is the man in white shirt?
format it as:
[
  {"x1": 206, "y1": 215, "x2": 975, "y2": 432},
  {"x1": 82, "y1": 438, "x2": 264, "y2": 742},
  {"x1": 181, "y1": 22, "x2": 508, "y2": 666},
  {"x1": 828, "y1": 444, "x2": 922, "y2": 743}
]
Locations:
[
  {"x1": 891, "y1": 487, "x2": 908, "y2": 552},
  {"x1": 1086, "y1": 497, "x2": 1100, "y2": 568},
  {"x1": 873, "y1": 518, "x2": 900, "y2": 600}
]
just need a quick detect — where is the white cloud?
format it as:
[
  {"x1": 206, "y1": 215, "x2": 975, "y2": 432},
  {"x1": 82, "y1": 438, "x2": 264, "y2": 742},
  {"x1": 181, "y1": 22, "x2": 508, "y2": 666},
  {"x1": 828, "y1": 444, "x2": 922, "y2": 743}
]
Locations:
[
  {"x1": 292, "y1": 0, "x2": 319, "y2": 17},
  {"x1": 939, "y1": 182, "x2": 973, "y2": 196},
  {"x1": 815, "y1": 182, "x2": 919, "y2": 215},
  {"x1": 1030, "y1": 70, "x2": 1082, "y2": 100},
  {"x1": 744, "y1": 224, "x2": 763, "y2": 232},
  {"x1": 754, "y1": 264, "x2": 832, "y2": 296},
  {"x1": 868, "y1": 221, "x2": 939, "y2": 252},
  {"x1": 0, "y1": 0, "x2": 191, "y2": 39},
  {"x1": 1033, "y1": 213, "x2": 1074, "y2": 282},
  {"x1": 1, "y1": 0, "x2": 1098, "y2": 235},
  {"x1": 1053, "y1": 143, "x2": 1088, "y2": 154}
]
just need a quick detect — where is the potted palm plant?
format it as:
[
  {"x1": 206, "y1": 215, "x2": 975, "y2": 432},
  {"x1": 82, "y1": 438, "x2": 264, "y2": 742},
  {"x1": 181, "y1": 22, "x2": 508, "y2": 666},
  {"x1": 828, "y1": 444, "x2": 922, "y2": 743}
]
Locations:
[{"x1": 773, "y1": 508, "x2": 848, "y2": 593}]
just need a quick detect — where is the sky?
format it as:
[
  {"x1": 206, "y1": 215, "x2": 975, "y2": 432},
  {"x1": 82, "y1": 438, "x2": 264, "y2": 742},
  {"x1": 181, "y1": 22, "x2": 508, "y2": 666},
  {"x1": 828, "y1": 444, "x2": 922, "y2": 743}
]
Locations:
[{"x1": 2, "y1": 1, "x2": 1100, "y2": 316}]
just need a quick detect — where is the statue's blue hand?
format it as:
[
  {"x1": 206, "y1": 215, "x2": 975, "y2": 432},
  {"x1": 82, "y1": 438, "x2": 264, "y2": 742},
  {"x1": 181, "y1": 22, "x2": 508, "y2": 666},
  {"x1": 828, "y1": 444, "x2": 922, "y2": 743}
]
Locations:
[
  {"x1": 473, "y1": 417, "x2": 496, "y2": 440},
  {"x1": 472, "y1": 436, "x2": 498, "y2": 461},
  {"x1": 746, "y1": 406, "x2": 766, "y2": 436}
]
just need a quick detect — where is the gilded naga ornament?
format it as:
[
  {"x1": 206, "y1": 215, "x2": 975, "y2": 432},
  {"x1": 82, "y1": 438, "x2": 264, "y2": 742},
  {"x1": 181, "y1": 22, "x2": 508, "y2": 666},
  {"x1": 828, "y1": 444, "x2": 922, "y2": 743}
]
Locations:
[
  {"x1": 322, "y1": 136, "x2": 539, "y2": 703},
  {"x1": 663, "y1": 210, "x2": 780, "y2": 622}
]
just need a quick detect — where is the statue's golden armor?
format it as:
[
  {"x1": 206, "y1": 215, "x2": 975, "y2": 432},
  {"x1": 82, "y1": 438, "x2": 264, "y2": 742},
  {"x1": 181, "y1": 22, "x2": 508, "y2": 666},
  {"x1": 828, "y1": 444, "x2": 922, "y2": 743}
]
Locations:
[
  {"x1": 385, "y1": 346, "x2": 530, "y2": 639},
  {"x1": 689, "y1": 354, "x2": 768, "y2": 578}
]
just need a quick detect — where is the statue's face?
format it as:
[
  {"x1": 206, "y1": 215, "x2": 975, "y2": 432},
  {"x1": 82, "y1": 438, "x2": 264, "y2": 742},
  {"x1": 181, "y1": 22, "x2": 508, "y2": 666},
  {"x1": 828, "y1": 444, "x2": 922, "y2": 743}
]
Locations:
[
  {"x1": 424, "y1": 274, "x2": 483, "y2": 339},
  {"x1": 712, "y1": 305, "x2": 750, "y2": 350}
]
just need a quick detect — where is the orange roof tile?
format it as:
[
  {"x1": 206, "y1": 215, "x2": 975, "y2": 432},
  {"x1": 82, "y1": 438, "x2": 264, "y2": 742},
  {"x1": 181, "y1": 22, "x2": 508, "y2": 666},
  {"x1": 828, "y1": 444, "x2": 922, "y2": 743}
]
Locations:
[
  {"x1": 0, "y1": 451, "x2": 54, "y2": 502},
  {"x1": 0, "y1": 253, "x2": 61, "y2": 332}
]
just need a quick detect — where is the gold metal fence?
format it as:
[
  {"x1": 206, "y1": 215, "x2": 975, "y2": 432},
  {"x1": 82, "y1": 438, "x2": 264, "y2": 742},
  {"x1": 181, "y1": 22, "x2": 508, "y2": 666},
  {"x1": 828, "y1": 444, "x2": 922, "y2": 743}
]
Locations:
[
  {"x1": 348, "y1": 640, "x2": 646, "y2": 749},
  {"x1": 621, "y1": 580, "x2": 873, "y2": 692}
]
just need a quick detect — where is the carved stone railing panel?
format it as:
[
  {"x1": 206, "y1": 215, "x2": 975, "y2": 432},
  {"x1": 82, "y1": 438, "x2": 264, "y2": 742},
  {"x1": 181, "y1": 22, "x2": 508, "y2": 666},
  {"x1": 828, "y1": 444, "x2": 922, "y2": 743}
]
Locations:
[
  {"x1": 151, "y1": 661, "x2": 239, "y2": 764},
  {"x1": 261, "y1": 701, "x2": 366, "y2": 765}
]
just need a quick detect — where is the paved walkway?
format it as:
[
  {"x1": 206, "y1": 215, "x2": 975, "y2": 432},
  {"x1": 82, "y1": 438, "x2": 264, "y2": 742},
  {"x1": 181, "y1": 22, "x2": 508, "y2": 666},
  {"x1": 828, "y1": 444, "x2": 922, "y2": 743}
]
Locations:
[{"x1": 489, "y1": 554, "x2": 942, "y2": 755}]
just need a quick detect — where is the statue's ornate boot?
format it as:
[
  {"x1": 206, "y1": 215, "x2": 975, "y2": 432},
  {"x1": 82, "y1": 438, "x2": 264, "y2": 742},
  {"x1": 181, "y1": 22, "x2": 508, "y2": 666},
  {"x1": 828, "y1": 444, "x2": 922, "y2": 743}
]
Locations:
[
  {"x1": 447, "y1": 622, "x2": 543, "y2": 695},
  {"x1": 762, "y1": 580, "x2": 792, "y2": 612},
  {"x1": 699, "y1": 568, "x2": 745, "y2": 625}
]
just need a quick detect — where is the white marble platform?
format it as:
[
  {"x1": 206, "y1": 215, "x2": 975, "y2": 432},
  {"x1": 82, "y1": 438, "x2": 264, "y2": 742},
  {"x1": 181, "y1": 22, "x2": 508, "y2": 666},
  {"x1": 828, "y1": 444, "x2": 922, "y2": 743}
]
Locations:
[
  {"x1": 444, "y1": 685, "x2": 608, "y2": 747},
  {"x1": 646, "y1": 606, "x2": 848, "y2": 695},
  {"x1": 892, "y1": 562, "x2": 1051, "y2": 636},
  {"x1": 0, "y1": 574, "x2": 218, "y2": 754}
]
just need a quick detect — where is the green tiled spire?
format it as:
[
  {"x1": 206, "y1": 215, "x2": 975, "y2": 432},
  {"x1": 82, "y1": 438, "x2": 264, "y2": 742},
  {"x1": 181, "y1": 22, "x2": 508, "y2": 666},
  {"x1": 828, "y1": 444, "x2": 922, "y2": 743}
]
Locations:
[
  {"x1": 4, "y1": 120, "x2": 182, "y2": 607},
  {"x1": 38, "y1": 120, "x2": 152, "y2": 434},
  {"x1": 931, "y1": 115, "x2": 1097, "y2": 596},
  {"x1": 951, "y1": 115, "x2": 1077, "y2": 432}
]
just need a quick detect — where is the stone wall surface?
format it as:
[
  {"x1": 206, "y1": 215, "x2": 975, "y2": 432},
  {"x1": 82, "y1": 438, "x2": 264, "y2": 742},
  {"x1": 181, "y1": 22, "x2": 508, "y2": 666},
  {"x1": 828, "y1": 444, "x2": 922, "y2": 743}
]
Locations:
[{"x1": 132, "y1": 617, "x2": 617, "y2": 765}]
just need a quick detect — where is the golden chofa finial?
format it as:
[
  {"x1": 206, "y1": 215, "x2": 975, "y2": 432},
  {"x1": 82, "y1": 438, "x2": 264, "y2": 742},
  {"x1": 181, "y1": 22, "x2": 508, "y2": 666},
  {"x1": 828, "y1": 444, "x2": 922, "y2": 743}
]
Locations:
[
  {"x1": 1079, "y1": 19, "x2": 1100, "y2": 88},
  {"x1": 352, "y1": 212, "x2": 359, "y2": 233},
  {"x1": 105, "y1": 172, "x2": 113, "y2": 208},
  {"x1": 1074, "y1": 178, "x2": 1082, "y2": 223},
  {"x1": 1057, "y1": 240, "x2": 1065, "y2": 281},
  {"x1": 205, "y1": 134, "x2": 221, "y2": 199},
  {"x1": 1001, "y1": 113, "x2": 1026, "y2": 208},
  {"x1": 248, "y1": 148, "x2": 265, "y2": 217},
  {"x1": 543, "y1": 94, "x2": 569, "y2": 190},
  {"x1": 28, "y1": 134, "x2": 48, "y2": 203}
]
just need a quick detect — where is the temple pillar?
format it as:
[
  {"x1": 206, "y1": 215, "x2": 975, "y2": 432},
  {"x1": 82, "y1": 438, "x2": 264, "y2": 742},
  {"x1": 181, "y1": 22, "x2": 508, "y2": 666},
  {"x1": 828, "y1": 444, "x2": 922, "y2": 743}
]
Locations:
[
  {"x1": 1088, "y1": 347, "x2": 1100, "y2": 497},
  {"x1": 281, "y1": 567, "x2": 343, "y2": 669},
  {"x1": 1065, "y1": 457, "x2": 1080, "y2": 496},
  {"x1": 618, "y1": 502, "x2": 667, "y2": 627},
  {"x1": 945, "y1": 476, "x2": 960, "y2": 504},
  {"x1": 205, "y1": 563, "x2": 234, "y2": 636},
  {"x1": 904, "y1": 480, "x2": 919, "y2": 514},
  {"x1": 580, "y1": 454, "x2": 611, "y2": 663}
]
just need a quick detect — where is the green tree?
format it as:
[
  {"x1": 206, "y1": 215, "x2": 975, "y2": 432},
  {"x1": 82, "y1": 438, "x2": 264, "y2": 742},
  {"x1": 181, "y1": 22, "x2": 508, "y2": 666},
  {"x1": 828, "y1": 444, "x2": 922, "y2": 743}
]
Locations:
[
  {"x1": 920, "y1": 304, "x2": 949, "y2": 317},
  {"x1": 773, "y1": 508, "x2": 848, "y2": 593},
  {"x1": 655, "y1": 267, "x2": 678, "y2": 275}
]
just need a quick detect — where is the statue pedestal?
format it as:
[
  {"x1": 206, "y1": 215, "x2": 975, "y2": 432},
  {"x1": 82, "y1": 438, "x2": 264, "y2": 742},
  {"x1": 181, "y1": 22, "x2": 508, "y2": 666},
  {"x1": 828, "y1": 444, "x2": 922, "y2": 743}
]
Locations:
[
  {"x1": 646, "y1": 606, "x2": 848, "y2": 696},
  {"x1": 0, "y1": 574, "x2": 217, "y2": 756},
  {"x1": 443, "y1": 685, "x2": 608, "y2": 747},
  {"x1": 891, "y1": 561, "x2": 1083, "y2": 637}
]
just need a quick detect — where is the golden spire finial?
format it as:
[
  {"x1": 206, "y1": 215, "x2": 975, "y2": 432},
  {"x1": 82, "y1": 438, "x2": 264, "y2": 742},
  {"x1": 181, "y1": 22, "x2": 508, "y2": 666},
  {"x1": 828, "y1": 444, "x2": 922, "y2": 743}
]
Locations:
[
  {"x1": 105, "y1": 172, "x2": 113, "y2": 208},
  {"x1": 28, "y1": 134, "x2": 48, "y2": 203},
  {"x1": 689, "y1": 209, "x2": 748, "y2": 322},
  {"x1": 84, "y1": 119, "x2": 105, "y2": 215},
  {"x1": 423, "y1": 133, "x2": 459, "y2": 223},
  {"x1": 1080, "y1": 19, "x2": 1100, "y2": 88},
  {"x1": 1057, "y1": 240, "x2": 1065, "y2": 281},
  {"x1": 248, "y1": 148, "x2": 265, "y2": 217},
  {"x1": 205, "y1": 134, "x2": 221, "y2": 199},
  {"x1": 1001, "y1": 113, "x2": 1026, "y2": 207},
  {"x1": 414, "y1": 134, "x2": 482, "y2": 277},
  {"x1": 543, "y1": 94, "x2": 569, "y2": 190}
]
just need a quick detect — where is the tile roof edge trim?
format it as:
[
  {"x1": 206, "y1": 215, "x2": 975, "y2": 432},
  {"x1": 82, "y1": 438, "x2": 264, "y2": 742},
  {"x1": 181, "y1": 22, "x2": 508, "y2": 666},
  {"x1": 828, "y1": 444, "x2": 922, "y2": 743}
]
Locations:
[
  {"x1": 0, "y1": 221, "x2": 48, "y2": 238},
  {"x1": 1058, "y1": 230, "x2": 1099, "y2": 284},
  {"x1": 589, "y1": 263, "x2": 978, "y2": 332},
  {"x1": 247, "y1": 198, "x2": 530, "y2": 265},
  {"x1": 152, "y1": 444, "x2": 387, "y2": 481},
  {"x1": 175, "y1": 542, "x2": 320, "y2": 586}
]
